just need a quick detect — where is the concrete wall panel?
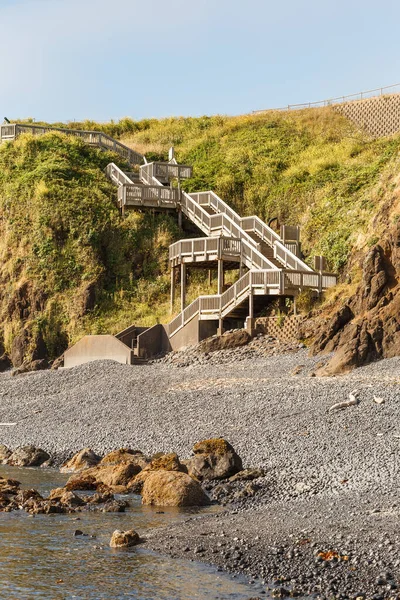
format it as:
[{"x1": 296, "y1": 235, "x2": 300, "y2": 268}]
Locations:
[{"x1": 64, "y1": 335, "x2": 132, "y2": 368}]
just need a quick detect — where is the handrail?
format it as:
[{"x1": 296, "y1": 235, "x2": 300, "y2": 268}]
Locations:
[
  {"x1": 169, "y1": 236, "x2": 241, "y2": 264},
  {"x1": 190, "y1": 191, "x2": 243, "y2": 228},
  {"x1": 0, "y1": 123, "x2": 144, "y2": 166},
  {"x1": 119, "y1": 183, "x2": 179, "y2": 207},
  {"x1": 180, "y1": 191, "x2": 277, "y2": 271},
  {"x1": 168, "y1": 266, "x2": 337, "y2": 337},
  {"x1": 105, "y1": 163, "x2": 136, "y2": 186},
  {"x1": 140, "y1": 162, "x2": 193, "y2": 183},
  {"x1": 193, "y1": 192, "x2": 312, "y2": 272},
  {"x1": 253, "y1": 82, "x2": 400, "y2": 113}
]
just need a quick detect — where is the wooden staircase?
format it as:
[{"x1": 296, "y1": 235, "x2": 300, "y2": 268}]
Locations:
[{"x1": 1, "y1": 122, "x2": 338, "y2": 361}]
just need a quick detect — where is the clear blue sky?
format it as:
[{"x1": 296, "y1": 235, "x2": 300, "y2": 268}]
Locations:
[{"x1": 1, "y1": 0, "x2": 399, "y2": 122}]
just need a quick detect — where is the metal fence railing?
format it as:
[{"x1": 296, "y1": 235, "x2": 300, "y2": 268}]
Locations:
[{"x1": 253, "y1": 83, "x2": 400, "y2": 114}]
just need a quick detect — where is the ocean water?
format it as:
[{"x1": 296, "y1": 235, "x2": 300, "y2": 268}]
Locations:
[{"x1": 0, "y1": 466, "x2": 262, "y2": 600}]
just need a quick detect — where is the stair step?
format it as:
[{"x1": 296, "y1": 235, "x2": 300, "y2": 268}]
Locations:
[{"x1": 132, "y1": 356, "x2": 149, "y2": 366}]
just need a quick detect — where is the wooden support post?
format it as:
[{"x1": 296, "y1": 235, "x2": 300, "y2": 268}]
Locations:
[
  {"x1": 246, "y1": 287, "x2": 255, "y2": 334},
  {"x1": 249, "y1": 288, "x2": 254, "y2": 319},
  {"x1": 293, "y1": 296, "x2": 297, "y2": 316},
  {"x1": 170, "y1": 267, "x2": 175, "y2": 314},
  {"x1": 217, "y1": 259, "x2": 224, "y2": 295},
  {"x1": 208, "y1": 269, "x2": 212, "y2": 286},
  {"x1": 218, "y1": 318, "x2": 224, "y2": 336},
  {"x1": 178, "y1": 209, "x2": 182, "y2": 229},
  {"x1": 180, "y1": 263, "x2": 186, "y2": 311}
]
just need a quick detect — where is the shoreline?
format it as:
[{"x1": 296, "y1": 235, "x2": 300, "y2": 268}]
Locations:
[
  {"x1": 144, "y1": 489, "x2": 399, "y2": 598},
  {"x1": 1, "y1": 349, "x2": 399, "y2": 597}
]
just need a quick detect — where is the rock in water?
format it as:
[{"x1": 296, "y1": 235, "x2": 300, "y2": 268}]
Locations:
[
  {"x1": 48, "y1": 488, "x2": 85, "y2": 507},
  {"x1": 60, "y1": 448, "x2": 102, "y2": 473},
  {"x1": 65, "y1": 461, "x2": 142, "y2": 494},
  {"x1": 142, "y1": 470, "x2": 210, "y2": 507},
  {"x1": 6, "y1": 446, "x2": 50, "y2": 467},
  {"x1": 110, "y1": 529, "x2": 140, "y2": 548},
  {"x1": 187, "y1": 438, "x2": 243, "y2": 481}
]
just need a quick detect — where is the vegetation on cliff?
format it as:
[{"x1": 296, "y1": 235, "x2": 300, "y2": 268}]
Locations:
[
  {"x1": 3, "y1": 108, "x2": 400, "y2": 368},
  {"x1": 0, "y1": 133, "x2": 181, "y2": 366},
  {"x1": 33, "y1": 108, "x2": 400, "y2": 270}
]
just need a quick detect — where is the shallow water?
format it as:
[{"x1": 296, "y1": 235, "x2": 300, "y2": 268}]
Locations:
[{"x1": 0, "y1": 466, "x2": 262, "y2": 600}]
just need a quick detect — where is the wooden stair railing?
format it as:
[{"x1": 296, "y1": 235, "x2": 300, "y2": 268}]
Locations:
[{"x1": 0, "y1": 123, "x2": 144, "y2": 167}]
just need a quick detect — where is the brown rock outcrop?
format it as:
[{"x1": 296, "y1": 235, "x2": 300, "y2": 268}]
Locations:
[
  {"x1": 198, "y1": 329, "x2": 251, "y2": 353},
  {"x1": 6, "y1": 446, "x2": 50, "y2": 467},
  {"x1": 127, "y1": 452, "x2": 186, "y2": 494},
  {"x1": 60, "y1": 448, "x2": 102, "y2": 473},
  {"x1": 0, "y1": 445, "x2": 11, "y2": 463},
  {"x1": 48, "y1": 488, "x2": 85, "y2": 507},
  {"x1": 100, "y1": 449, "x2": 149, "y2": 470},
  {"x1": 110, "y1": 529, "x2": 140, "y2": 548},
  {"x1": 186, "y1": 438, "x2": 243, "y2": 481},
  {"x1": 66, "y1": 462, "x2": 141, "y2": 493},
  {"x1": 309, "y1": 223, "x2": 400, "y2": 374},
  {"x1": 141, "y1": 470, "x2": 210, "y2": 507}
]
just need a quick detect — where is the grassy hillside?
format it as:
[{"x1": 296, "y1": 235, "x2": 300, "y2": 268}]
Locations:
[
  {"x1": 119, "y1": 109, "x2": 400, "y2": 272},
  {"x1": 3, "y1": 109, "x2": 400, "y2": 366},
  {"x1": 30, "y1": 108, "x2": 400, "y2": 272},
  {"x1": 0, "y1": 133, "x2": 183, "y2": 365}
]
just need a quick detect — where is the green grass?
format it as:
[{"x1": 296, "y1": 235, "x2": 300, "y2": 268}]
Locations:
[
  {"x1": 118, "y1": 109, "x2": 400, "y2": 271},
  {"x1": 3, "y1": 107, "x2": 400, "y2": 364},
  {"x1": 0, "y1": 133, "x2": 183, "y2": 362}
]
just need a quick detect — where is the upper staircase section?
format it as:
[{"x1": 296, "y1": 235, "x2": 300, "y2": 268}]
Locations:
[
  {"x1": 1, "y1": 122, "x2": 338, "y2": 345},
  {"x1": 187, "y1": 191, "x2": 313, "y2": 273},
  {"x1": 0, "y1": 123, "x2": 144, "y2": 167},
  {"x1": 105, "y1": 163, "x2": 180, "y2": 210},
  {"x1": 140, "y1": 162, "x2": 193, "y2": 185},
  {"x1": 105, "y1": 155, "x2": 332, "y2": 277}
]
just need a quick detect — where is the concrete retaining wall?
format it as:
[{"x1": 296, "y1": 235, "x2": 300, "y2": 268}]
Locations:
[
  {"x1": 168, "y1": 317, "x2": 219, "y2": 352},
  {"x1": 255, "y1": 316, "x2": 303, "y2": 342},
  {"x1": 64, "y1": 335, "x2": 133, "y2": 368},
  {"x1": 335, "y1": 94, "x2": 400, "y2": 137},
  {"x1": 137, "y1": 324, "x2": 170, "y2": 359}
]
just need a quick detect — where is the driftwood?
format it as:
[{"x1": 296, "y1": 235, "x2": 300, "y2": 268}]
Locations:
[
  {"x1": 373, "y1": 396, "x2": 385, "y2": 404},
  {"x1": 328, "y1": 390, "x2": 359, "y2": 412}
]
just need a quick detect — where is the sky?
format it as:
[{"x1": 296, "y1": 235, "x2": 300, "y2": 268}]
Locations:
[{"x1": 1, "y1": 0, "x2": 400, "y2": 123}]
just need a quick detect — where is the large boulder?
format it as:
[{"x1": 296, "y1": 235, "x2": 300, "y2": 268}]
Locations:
[
  {"x1": 66, "y1": 462, "x2": 141, "y2": 493},
  {"x1": 198, "y1": 329, "x2": 251, "y2": 353},
  {"x1": 147, "y1": 452, "x2": 185, "y2": 472},
  {"x1": 110, "y1": 529, "x2": 140, "y2": 548},
  {"x1": 141, "y1": 470, "x2": 210, "y2": 507},
  {"x1": 60, "y1": 448, "x2": 102, "y2": 473},
  {"x1": 94, "y1": 463, "x2": 141, "y2": 488},
  {"x1": 100, "y1": 449, "x2": 149, "y2": 470},
  {"x1": 6, "y1": 446, "x2": 50, "y2": 467},
  {"x1": 186, "y1": 438, "x2": 243, "y2": 481},
  {"x1": 127, "y1": 453, "x2": 186, "y2": 494}
]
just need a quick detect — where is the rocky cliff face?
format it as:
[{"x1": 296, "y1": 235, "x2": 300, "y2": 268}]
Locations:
[{"x1": 307, "y1": 222, "x2": 400, "y2": 374}]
